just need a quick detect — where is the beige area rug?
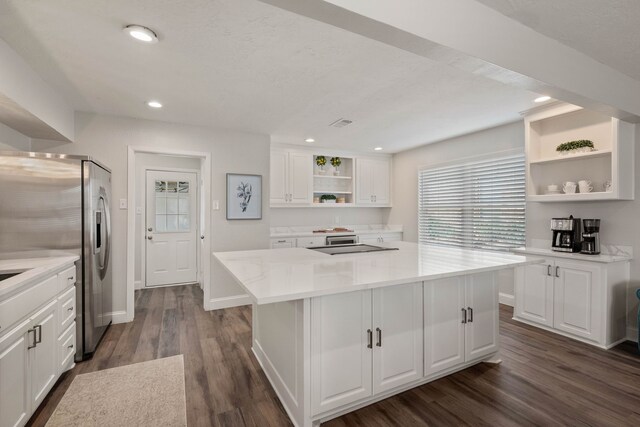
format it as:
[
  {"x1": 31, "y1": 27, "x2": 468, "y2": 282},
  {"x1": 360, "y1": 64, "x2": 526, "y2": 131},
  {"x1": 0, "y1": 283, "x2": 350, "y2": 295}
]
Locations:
[{"x1": 47, "y1": 355, "x2": 187, "y2": 427}]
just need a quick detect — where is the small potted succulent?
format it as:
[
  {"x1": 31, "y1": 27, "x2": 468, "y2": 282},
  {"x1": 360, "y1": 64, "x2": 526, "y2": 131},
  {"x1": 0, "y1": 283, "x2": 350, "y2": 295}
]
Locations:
[
  {"x1": 316, "y1": 155, "x2": 327, "y2": 174},
  {"x1": 556, "y1": 140, "x2": 595, "y2": 156},
  {"x1": 320, "y1": 194, "x2": 337, "y2": 204},
  {"x1": 330, "y1": 157, "x2": 342, "y2": 175}
]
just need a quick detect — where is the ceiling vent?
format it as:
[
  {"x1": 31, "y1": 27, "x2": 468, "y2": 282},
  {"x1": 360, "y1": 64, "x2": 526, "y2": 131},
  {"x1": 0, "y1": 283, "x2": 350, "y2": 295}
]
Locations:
[{"x1": 329, "y1": 118, "x2": 353, "y2": 128}]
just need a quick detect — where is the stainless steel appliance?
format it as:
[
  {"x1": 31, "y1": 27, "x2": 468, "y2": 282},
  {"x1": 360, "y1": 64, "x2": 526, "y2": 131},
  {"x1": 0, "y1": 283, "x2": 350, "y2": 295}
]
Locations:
[
  {"x1": 551, "y1": 216, "x2": 581, "y2": 253},
  {"x1": 0, "y1": 151, "x2": 112, "y2": 360},
  {"x1": 581, "y1": 219, "x2": 601, "y2": 255},
  {"x1": 310, "y1": 243, "x2": 399, "y2": 255},
  {"x1": 326, "y1": 235, "x2": 358, "y2": 245}
]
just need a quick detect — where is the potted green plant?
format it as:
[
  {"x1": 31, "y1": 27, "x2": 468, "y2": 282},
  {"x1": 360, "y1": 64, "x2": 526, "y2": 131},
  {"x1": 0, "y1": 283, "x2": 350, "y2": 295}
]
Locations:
[
  {"x1": 556, "y1": 140, "x2": 595, "y2": 156},
  {"x1": 330, "y1": 157, "x2": 342, "y2": 175},
  {"x1": 320, "y1": 194, "x2": 337, "y2": 204},
  {"x1": 316, "y1": 155, "x2": 327, "y2": 174}
]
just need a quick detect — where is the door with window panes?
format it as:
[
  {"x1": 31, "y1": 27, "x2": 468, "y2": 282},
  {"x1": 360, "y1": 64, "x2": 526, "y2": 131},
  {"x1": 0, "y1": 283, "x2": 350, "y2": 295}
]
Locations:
[{"x1": 145, "y1": 170, "x2": 198, "y2": 287}]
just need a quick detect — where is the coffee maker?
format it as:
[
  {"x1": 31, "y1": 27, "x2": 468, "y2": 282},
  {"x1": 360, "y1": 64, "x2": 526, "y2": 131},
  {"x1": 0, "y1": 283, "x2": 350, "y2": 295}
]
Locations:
[
  {"x1": 581, "y1": 219, "x2": 601, "y2": 255},
  {"x1": 551, "y1": 216, "x2": 581, "y2": 252}
]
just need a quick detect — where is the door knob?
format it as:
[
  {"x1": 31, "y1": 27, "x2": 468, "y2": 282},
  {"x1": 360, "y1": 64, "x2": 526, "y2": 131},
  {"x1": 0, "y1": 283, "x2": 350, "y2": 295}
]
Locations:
[
  {"x1": 147, "y1": 227, "x2": 153, "y2": 232},
  {"x1": 147, "y1": 236, "x2": 153, "y2": 240},
  {"x1": 200, "y1": 235, "x2": 205, "y2": 240}
]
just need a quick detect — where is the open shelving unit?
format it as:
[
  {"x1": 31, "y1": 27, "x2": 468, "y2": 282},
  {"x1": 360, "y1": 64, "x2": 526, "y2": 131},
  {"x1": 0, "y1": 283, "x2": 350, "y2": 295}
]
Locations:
[
  {"x1": 312, "y1": 154, "x2": 354, "y2": 205},
  {"x1": 525, "y1": 103, "x2": 635, "y2": 202}
]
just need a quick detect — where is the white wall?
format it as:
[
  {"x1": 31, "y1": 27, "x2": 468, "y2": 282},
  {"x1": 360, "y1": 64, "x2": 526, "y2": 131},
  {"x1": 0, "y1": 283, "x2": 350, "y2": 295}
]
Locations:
[
  {"x1": 0, "y1": 121, "x2": 31, "y2": 151},
  {"x1": 134, "y1": 153, "x2": 202, "y2": 289},
  {"x1": 270, "y1": 207, "x2": 388, "y2": 228},
  {"x1": 34, "y1": 112, "x2": 270, "y2": 320},
  {"x1": 389, "y1": 122, "x2": 525, "y2": 298}
]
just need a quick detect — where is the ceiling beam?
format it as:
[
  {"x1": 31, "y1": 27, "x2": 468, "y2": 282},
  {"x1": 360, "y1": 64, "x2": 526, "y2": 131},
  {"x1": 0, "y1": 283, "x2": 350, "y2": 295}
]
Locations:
[{"x1": 261, "y1": 0, "x2": 640, "y2": 122}]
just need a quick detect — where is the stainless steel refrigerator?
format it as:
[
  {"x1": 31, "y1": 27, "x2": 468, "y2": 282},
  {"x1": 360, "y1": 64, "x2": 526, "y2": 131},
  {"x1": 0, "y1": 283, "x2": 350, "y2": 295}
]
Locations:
[{"x1": 0, "y1": 151, "x2": 113, "y2": 360}]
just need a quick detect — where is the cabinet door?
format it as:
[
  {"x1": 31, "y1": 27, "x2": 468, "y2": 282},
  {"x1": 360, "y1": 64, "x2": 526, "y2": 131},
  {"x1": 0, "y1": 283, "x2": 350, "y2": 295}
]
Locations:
[
  {"x1": 553, "y1": 260, "x2": 601, "y2": 342},
  {"x1": 0, "y1": 320, "x2": 31, "y2": 427},
  {"x1": 372, "y1": 159, "x2": 390, "y2": 205},
  {"x1": 270, "y1": 149, "x2": 288, "y2": 204},
  {"x1": 358, "y1": 235, "x2": 380, "y2": 245},
  {"x1": 465, "y1": 272, "x2": 499, "y2": 361},
  {"x1": 296, "y1": 236, "x2": 326, "y2": 248},
  {"x1": 311, "y1": 291, "x2": 372, "y2": 415},
  {"x1": 424, "y1": 276, "x2": 465, "y2": 376},
  {"x1": 355, "y1": 159, "x2": 374, "y2": 204},
  {"x1": 288, "y1": 152, "x2": 313, "y2": 204},
  {"x1": 30, "y1": 300, "x2": 58, "y2": 408},
  {"x1": 514, "y1": 262, "x2": 554, "y2": 327},
  {"x1": 372, "y1": 283, "x2": 423, "y2": 393}
]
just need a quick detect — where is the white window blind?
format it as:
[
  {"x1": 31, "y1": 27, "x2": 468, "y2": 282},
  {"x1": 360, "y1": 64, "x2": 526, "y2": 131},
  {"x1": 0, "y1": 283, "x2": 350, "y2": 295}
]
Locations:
[{"x1": 418, "y1": 154, "x2": 525, "y2": 251}]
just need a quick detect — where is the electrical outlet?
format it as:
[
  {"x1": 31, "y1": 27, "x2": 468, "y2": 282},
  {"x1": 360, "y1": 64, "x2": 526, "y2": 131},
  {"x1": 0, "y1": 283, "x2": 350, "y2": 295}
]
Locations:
[{"x1": 119, "y1": 198, "x2": 128, "y2": 209}]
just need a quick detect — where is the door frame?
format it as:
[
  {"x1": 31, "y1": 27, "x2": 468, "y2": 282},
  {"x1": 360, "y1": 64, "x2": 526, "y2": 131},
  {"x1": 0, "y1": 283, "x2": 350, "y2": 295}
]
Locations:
[
  {"x1": 142, "y1": 167, "x2": 201, "y2": 289},
  {"x1": 127, "y1": 146, "x2": 211, "y2": 322}
]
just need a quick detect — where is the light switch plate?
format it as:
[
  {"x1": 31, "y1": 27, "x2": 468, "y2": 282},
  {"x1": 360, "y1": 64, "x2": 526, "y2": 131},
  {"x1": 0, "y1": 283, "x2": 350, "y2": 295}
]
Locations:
[
  {"x1": 212, "y1": 200, "x2": 220, "y2": 210},
  {"x1": 119, "y1": 198, "x2": 128, "y2": 209}
]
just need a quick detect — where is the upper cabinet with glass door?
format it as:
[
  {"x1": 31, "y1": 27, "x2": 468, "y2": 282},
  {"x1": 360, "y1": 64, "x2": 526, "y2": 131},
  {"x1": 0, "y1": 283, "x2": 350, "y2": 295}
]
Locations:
[{"x1": 525, "y1": 103, "x2": 634, "y2": 202}]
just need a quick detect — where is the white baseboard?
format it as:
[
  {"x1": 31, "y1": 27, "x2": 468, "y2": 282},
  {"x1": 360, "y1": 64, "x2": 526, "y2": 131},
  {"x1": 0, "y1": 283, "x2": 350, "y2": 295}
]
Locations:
[
  {"x1": 627, "y1": 326, "x2": 638, "y2": 342},
  {"x1": 499, "y1": 292, "x2": 514, "y2": 307},
  {"x1": 205, "y1": 294, "x2": 252, "y2": 311},
  {"x1": 108, "y1": 310, "x2": 129, "y2": 324}
]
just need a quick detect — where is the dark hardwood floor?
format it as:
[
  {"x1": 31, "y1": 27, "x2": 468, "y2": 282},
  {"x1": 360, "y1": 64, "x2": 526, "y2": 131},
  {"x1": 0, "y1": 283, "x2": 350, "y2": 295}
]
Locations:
[{"x1": 28, "y1": 285, "x2": 640, "y2": 426}]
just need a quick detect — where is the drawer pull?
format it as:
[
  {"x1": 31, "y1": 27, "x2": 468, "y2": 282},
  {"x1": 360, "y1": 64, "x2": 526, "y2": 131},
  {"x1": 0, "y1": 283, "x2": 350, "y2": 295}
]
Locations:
[
  {"x1": 68, "y1": 344, "x2": 74, "y2": 349},
  {"x1": 28, "y1": 328, "x2": 37, "y2": 349},
  {"x1": 68, "y1": 307, "x2": 74, "y2": 312},
  {"x1": 68, "y1": 276, "x2": 74, "y2": 281},
  {"x1": 35, "y1": 324, "x2": 42, "y2": 344}
]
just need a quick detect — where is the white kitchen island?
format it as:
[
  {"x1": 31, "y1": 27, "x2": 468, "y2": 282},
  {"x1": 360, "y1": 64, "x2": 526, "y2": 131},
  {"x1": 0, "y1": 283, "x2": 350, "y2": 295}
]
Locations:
[{"x1": 213, "y1": 242, "x2": 538, "y2": 427}]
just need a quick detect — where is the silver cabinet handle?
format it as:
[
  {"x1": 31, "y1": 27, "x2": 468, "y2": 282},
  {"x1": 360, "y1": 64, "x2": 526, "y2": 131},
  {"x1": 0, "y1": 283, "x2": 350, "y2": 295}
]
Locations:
[
  {"x1": 35, "y1": 324, "x2": 42, "y2": 344},
  {"x1": 68, "y1": 307, "x2": 74, "y2": 312},
  {"x1": 367, "y1": 329, "x2": 373, "y2": 349},
  {"x1": 555, "y1": 266, "x2": 560, "y2": 278},
  {"x1": 67, "y1": 276, "x2": 74, "y2": 281},
  {"x1": 547, "y1": 265, "x2": 551, "y2": 276},
  {"x1": 376, "y1": 327, "x2": 382, "y2": 347},
  {"x1": 68, "y1": 344, "x2": 74, "y2": 349},
  {"x1": 461, "y1": 308, "x2": 467, "y2": 324},
  {"x1": 277, "y1": 240, "x2": 286, "y2": 243},
  {"x1": 468, "y1": 307, "x2": 473, "y2": 323},
  {"x1": 28, "y1": 328, "x2": 37, "y2": 349}
]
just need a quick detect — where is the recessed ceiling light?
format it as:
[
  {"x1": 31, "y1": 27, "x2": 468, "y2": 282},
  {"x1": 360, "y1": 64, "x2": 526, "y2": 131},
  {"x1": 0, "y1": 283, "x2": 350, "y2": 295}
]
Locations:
[
  {"x1": 305, "y1": 138, "x2": 315, "y2": 143},
  {"x1": 374, "y1": 147, "x2": 383, "y2": 151},
  {"x1": 124, "y1": 25, "x2": 158, "y2": 43},
  {"x1": 534, "y1": 96, "x2": 551, "y2": 103},
  {"x1": 147, "y1": 100, "x2": 162, "y2": 108}
]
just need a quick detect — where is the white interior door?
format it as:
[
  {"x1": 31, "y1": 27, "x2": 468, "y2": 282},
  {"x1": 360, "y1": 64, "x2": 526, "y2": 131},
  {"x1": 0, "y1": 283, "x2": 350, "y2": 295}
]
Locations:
[{"x1": 146, "y1": 170, "x2": 198, "y2": 287}]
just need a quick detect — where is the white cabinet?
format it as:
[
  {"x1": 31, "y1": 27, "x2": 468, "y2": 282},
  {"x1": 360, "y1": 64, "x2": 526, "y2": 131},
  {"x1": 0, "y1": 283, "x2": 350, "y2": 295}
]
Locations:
[
  {"x1": 295, "y1": 236, "x2": 326, "y2": 248},
  {"x1": 514, "y1": 261, "x2": 554, "y2": 327},
  {"x1": 553, "y1": 260, "x2": 601, "y2": 341},
  {"x1": 424, "y1": 272, "x2": 498, "y2": 377},
  {"x1": 355, "y1": 158, "x2": 391, "y2": 206},
  {"x1": 514, "y1": 256, "x2": 627, "y2": 348},
  {"x1": 359, "y1": 232, "x2": 402, "y2": 244},
  {"x1": 311, "y1": 283, "x2": 422, "y2": 415},
  {"x1": 0, "y1": 262, "x2": 78, "y2": 427},
  {"x1": 270, "y1": 238, "x2": 295, "y2": 249},
  {"x1": 311, "y1": 290, "x2": 373, "y2": 415},
  {"x1": 30, "y1": 301, "x2": 58, "y2": 408},
  {"x1": 0, "y1": 320, "x2": 30, "y2": 427},
  {"x1": 372, "y1": 283, "x2": 423, "y2": 394},
  {"x1": 270, "y1": 149, "x2": 313, "y2": 206}
]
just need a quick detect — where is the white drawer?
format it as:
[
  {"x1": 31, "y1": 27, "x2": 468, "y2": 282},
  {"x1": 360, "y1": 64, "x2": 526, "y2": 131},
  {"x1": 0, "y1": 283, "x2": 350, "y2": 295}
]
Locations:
[
  {"x1": 57, "y1": 286, "x2": 76, "y2": 332},
  {"x1": 296, "y1": 236, "x2": 326, "y2": 248},
  {"x1": 0, "y1": 275, "x2": 57, "y2": 335},
  {"x1": 57, "y1": 265, "x2": 76, "y2": 293},
  {"x1": 271, "y1": 238, "x2": 295, "y2": 249},
  {"x1": 58, "y1": 322, "x2": 76, "y2": 374}
]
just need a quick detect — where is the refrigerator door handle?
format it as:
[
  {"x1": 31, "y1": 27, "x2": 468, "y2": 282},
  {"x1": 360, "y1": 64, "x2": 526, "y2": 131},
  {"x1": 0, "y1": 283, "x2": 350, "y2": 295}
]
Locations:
[{"x1": 98, "y1": 192, "x2": 111, "y2": 280}]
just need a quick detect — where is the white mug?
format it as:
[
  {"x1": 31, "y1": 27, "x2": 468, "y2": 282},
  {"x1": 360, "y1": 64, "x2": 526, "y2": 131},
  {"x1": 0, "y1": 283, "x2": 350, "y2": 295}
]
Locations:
[
  {"x1": 563, "y1": 182, "x2": 577, "y2": 194},
  {"x1": 578, "y1": 180, "x2": 593, "y2": 193}
]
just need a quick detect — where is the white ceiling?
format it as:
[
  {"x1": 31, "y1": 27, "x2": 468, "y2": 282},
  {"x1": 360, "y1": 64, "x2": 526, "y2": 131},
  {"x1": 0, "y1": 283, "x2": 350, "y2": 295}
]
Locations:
[
  {"x1": 476, "y1": 0, "x2": 640, "y2": 81},
  {"x1": 0, "y1": 0, "x2": 544, "y2": 153}
]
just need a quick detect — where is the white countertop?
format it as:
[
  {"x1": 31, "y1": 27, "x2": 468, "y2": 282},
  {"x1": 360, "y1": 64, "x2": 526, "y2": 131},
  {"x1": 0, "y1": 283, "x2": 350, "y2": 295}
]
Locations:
[
  {"x1": 0, "y1": 256, "x2": 79, "y2": 297},
  {"x1": 270, "y1": 224, "x2": 403, "y2": 238},
  {"x1": 214, "y1": 242, "x2": 540, "y2": 304},
  {"x1": 511, "y1": 247, "x2": 632, "y2": 263}
]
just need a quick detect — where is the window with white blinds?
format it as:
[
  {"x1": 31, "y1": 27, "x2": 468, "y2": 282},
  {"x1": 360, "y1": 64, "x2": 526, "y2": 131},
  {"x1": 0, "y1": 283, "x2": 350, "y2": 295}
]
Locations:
[{"x1": 418, "y1": 154, "x2": 525, "y2": 251}]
